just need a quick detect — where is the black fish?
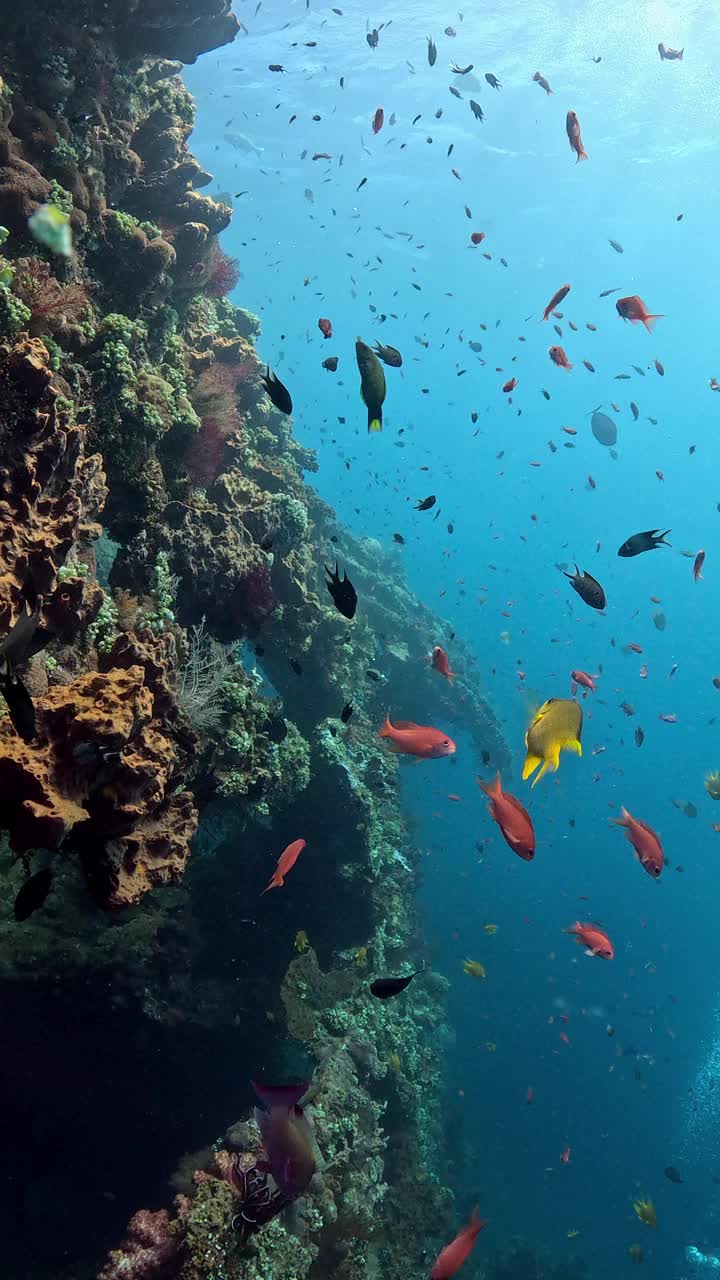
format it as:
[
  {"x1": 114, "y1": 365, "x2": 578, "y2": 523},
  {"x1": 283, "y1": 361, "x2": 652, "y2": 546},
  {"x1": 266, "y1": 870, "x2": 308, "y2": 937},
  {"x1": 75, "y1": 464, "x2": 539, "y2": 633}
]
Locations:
[
  {"x1": 322, "y1": 356, "x2": 339, "y2": 372},
  {"x1": 367, "y1": 28, "x2": 379, "y2": 48},
  {"x1": 325, "y1": 562, "x2": 357, "y2": 619},
  {"x1": 451, "y1": 62, "x2": 473, "y2": 74},
  {"x1": 393, "y1": 533, "x2": 405, "y2": 544},
  {"x1": 427, "y1": 36, "x2": 437, "y2": 66},
  {"x1": 264, "y1": 715, "x2": 288, "y2": 744},
  {"x1": 469, "y1": 100, "x2": 484, "y2": 121},
  {"x1": 290, "y1": 658, "x2": 302, "y2": 675},
  {"x1": 563, "y1": 564, "x2": 606, "y2": 610},
  {"x1": 1, "y1": 668, "x2": 36, "y2": 741},
  {"x1": 372, "y1": 341, "x2": 403, "y2": 367},
  {"x1": 366, "y1": 669, "x2": 381, "y2": 682},
  {"x1": 370, "y1": 972, "x2": 419, "y2": 999},
  {"x1": 260, "y1": 367, "x2": 292, "y2": 415},
  {"x1": 664, "y1": 1166, "x2": 683, "y2": 1184},
  {"x1": 635, "y1": 726, "x2": 645, "y2": 747},
  {"x1": 484, "y1": 72, "x2": 501, "y2": 89},
  {"x1": 481, "y1": 750, "x2": 490, "y2": 766},
  {"x1": 341, "y1": 701, "x2": 353, "y2": 723},
  {"x1": 14, "y1": 867, "x2": 53, "y2": 921},
  {"x1": 618, "y1": 529, "x2": 671, "y2": 558},
  {"x1": 415, "y1": 495, "x2": 436, "y2": 511}
]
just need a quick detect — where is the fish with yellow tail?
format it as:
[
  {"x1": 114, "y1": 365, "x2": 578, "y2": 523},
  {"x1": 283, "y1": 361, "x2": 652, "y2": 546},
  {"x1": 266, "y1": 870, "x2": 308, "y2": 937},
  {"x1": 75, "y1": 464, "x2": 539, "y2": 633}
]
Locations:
[
  {"x1": 523, "y1": 698, "x2": 583, "y2": 786},
  {"x1": 356, "y1": 337, "x2": 386, "y2": 432}
]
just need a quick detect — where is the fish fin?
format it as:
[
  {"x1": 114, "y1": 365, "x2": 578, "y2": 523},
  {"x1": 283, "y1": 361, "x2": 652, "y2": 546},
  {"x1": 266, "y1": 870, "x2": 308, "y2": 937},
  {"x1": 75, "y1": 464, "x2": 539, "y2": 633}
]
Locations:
[
  {"x1": 393, "y1": 720, "x2": 420, "y2": 730},
  {"x1": 368, "y1": 414, "x2": 382, "y2": 433},
  {"x1": 477, "y1": 772, "x2": 501, "y2": 798},
  {"x1": 522, "y1": 753, "x2": 541, "y2": 781},
  {"x1": 565, "y1": 736, "x2": 582, "y2": 757},
  {"x1": 611, "y1": 806, "x2": 630, "y2": 827},
  {"x1": 252, "y1": 1081, "x2": 310, "y2": 1110},
  {"x1": 643, "y1": 315, "x2": 664, "y2": 332},
  {"x1": 504, "y1": 792, "x2": 531, "y2": 819},
  {"x1": 654, "y1": 529, "x2": 671, "y2": 547},
  {"x1": 260, "y1": 873, "x2": 282, "y2": 895},
  {"x1": 377, "y1": 713, "x2": 392, "y2": 739}
]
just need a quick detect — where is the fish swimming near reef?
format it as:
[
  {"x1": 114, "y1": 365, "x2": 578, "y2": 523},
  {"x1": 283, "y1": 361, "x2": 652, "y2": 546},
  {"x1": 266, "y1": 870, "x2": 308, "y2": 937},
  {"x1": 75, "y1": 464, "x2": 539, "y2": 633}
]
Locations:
[
  {"x1": 223, "y1": 131, "x2": 264, "y2": 155},
  {"x1": 324, "y1": 562, "x2": 357, "y2": 619},
  {"x1": 370, "y1": 972, "x2": 420, "y2": 999},
  {"x1": 261, "y1": 838, "x2": 306, "y2": 894},
  {"x1": 431, "y1": 645, "x2": 455, "y2": 682},
  {"x1": 378, "y1": 714, "x2": 456, "y2": 758},
  {"x1": 477, "y1": 773, "x2": 535, "y2": 861},
  {"x1": 355, "y1": 338, "x2": 386, "y2": 432},
  {"x1": 251, "y1": 1081, "x2": 316, "y2": 1199},
  {"x1": 523, "y1": 699, "x2": 583, "y2": 786},
  {"x1": 0, "y1": 586, "x2": 52, "y2": 742},
  {"x1": 14, "y1": 867, "x2": 53, "y2": 921},
  {"x1": 430, "y1": 1206, "x2": 488, "y2": 1279},
  {"x1": 260, "y1": 366, "x2": 292, "y2": 415}
]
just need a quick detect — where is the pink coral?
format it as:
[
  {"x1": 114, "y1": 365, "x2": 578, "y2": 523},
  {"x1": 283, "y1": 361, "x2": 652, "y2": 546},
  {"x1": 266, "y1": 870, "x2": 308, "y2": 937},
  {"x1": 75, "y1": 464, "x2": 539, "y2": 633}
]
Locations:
[{"x1": 97, "y1": 1209, "x2": 179, "y2": 1280}]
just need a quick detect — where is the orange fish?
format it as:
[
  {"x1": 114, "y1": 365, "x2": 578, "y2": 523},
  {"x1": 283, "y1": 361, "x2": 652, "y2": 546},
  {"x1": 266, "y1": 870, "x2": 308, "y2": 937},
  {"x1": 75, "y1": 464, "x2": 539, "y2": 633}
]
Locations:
[
  {"x1": 378, "y1": 714, "x2": 456, "y2": 759},
  {"x1": 372, "y1": 106, "x2": 384, "y2": 133},
  {"x1": 430, "y1": 1207, "x2": 488, "y2": 1279},
  {"x1": 613, "y1": 807, "x2": 663, "y2": 879},
  {"x1": 470, "y1": 231, "x2": 486, "y2": 245},
  {"x1": 616, "y1": 296, "x2": 663, "y2": 333},
  {"x1": 502, "y1": 377, "x2": 518, "y2": 393},
  {"x1": 566, "y1": 110, "x2": 587, "y2": 162},
  {"x1": 543, "y1": 283, "x2": 570, "y2": 321},
  {"x1": 261, "y1": 838, "x2": 307, "y2": 894},
  {"x1": 432, "y1": 645, "x2": 456, "y2": 682},
  {"x1": 549, "y1": 345, "x2": 572, "y2": 370},
  {"x1": 560, "y1": 1146, "x2": 572, "y2": 1164},
  {"x1": 565, "y1": 921, "x2": 614, "y2": 959},
  {"x1": 693, "y1": 549, "x2": 705, "y2": 581},
  {"x1": 478, "y1": 773, "x2": 535, "y2": 861},
  {"x1": 571, "y1": 669, "x2": 596, "y2": 695}
]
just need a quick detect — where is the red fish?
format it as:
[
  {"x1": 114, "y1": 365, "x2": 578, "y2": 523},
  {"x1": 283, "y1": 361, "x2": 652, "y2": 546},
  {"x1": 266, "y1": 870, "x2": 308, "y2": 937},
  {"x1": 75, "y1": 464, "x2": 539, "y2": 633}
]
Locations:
[
  {"x1": 571, "y1": 669, "x2": 596, "y2": 694},
  {"x1": 565, "y1": 921, "x2": 614, "y2": 959},
  {"x1": 261, "y1": 838, "x2": 307, "y2": 894},
  {"x1": 430, "y1": 1207, "x2": 488, "y2": 1279},
  {"x1": 251, "y1": 1081, "x2": 316, "y2": 1197},
  {"x1": 693, "y1": 549, "x2": 705, "y2": 581},
  {"x1": 613, "y1": 807, "x2": 663, "y2": 879},
  {"x1": 477, "y1": 773, "x2": 535, "y2": 861},
  {"x1": 378, "y1": 714, "x2": 456, "y2": 759},
  {"x1": 543, "y1": 283, "x2": 570, "y2": 321},
  {"x1": 318, "y1": 317, "x2": 332, "y2": 338},
  {"x1": 560, "y1": 1146, "x2": 572, "y2": 1164},
  {"x1": 566, "y1": 110, "x2": 587, "y2": 162},
  {"x1": 616, "y1": 296, "x2": 663, "y2": 333},
  {"x1": 372, "y1": 106, "x2": 384, "y2": 133},
  {"x1": 549, "y1": 345, "x2": 572, "y2": 370},
  {"x1": 470, "y1": 231, "x2": 486, "y2": 245},
  {"x1": 502, "y1": 377, "x2": 518, "y2": 393},
  {"x1": 432, "y1": 645, "x2": 456, "y2": 682}
]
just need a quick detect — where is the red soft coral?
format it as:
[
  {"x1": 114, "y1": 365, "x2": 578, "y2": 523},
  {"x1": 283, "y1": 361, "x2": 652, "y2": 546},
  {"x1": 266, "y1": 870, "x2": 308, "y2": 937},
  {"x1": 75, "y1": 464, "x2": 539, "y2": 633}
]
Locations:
[{"x1": 97, "y1": 1209, "x2": 179, "y2": 1280}]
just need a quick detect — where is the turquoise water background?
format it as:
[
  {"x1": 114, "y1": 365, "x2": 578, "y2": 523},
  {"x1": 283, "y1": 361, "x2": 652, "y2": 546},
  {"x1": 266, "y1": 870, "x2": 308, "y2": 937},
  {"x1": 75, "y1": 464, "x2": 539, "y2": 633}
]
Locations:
[{"x1": 186, "y1": 4, "x2": 720, "y2": 1273}]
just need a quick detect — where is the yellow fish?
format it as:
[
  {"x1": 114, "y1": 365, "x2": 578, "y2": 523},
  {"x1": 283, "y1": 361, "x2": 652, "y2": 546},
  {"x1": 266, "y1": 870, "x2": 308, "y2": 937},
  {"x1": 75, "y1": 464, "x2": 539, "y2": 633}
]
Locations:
[
  {"x1": 294, "y1": 930, "x2": 309, "y2": 953},
  {"x1": 705, "y1": 771, "x2": 720, "y2": 799},
  {"x1": 483, "y1": 923, "x2": 498, "y2": 935},
  {"x1": 633, "y1": 1198, "x2": 657, "y2": 1228},
  {"x1": 523, "y1": 698, "x2": 583, "y2": 786},
  {"x1": 463, "y1": 958, "x2": 486, "y2": 979},
  {"x1": 567, "y1": 1230, "x2": 580, "y2": 1239}
]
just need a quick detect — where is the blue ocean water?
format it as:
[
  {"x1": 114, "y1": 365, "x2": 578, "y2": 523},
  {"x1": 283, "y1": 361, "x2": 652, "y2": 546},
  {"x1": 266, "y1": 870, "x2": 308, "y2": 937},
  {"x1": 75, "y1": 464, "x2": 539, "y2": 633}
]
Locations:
[{"x1": 185, "y1": 6, "x2": 720, "y2": 1276}]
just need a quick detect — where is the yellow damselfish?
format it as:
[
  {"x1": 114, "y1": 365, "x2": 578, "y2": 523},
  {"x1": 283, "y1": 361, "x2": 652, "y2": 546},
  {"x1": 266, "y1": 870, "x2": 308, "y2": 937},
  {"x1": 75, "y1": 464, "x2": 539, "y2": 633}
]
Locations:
[
  {"x1": 463, "y1": 958, "x2": 486, "y2": 979},
  {"x1": 523, "y1": 698, "x2": 583, "y2": 786},
  {"x1": 633, "y1": 1197, "x2": 657, "y2": 1228}
]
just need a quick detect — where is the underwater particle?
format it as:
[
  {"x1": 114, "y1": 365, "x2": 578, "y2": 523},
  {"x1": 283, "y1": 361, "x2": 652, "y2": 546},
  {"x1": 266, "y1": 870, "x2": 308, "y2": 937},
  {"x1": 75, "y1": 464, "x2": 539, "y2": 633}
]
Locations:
[
  {"x1": 260, "y1": 366, "x2": 292, "y2": 414},
  {"x1": 370, "y1": 971, "x2": 420, "y2": 999},
  {"x1": 261, "y1": 838, "x2": 306, "y2": 895},
  {"x1": 483, "y1": 923, "x2": 498, "y2": 935},
  {"x1": 704, "y1": 771, "x2": 720, "y2": 799},
  {"x1": 322, "y1": 355, "x2": 338, "y2": 371},
  {"x1": 427, "y1": 36, "x2": 437, "y2": 66},
  {"x1": 463, "y1": 958, "x2": 486, "y2": 979},
  {"x1": 523, "y1": 699, "x2": 583, "y2": 786},
  {"x1": 340, "y1": 701, "x2": 353, "y2": 723},
  {"x1": 318, "y1": 316, "x2": 332, "y2": 338},
  {"x1": 564, "y1": 921, "x2": 614, "y2": 959},
  {"x1": 478, "y1": 773, "x2": 535, "y2": 861},
  {"x1": 372, "y1": 340, "x2": 402, "y2": 367},
  {"x1": 324, "y1": 561, "x2": 357, "y2": 619},
  {"x1": 616, "y1": 295, "x2": 663, "y2": 332},
  {"x1": 469, "y1": 99, "x2": 484, "y2": 121},
  {"x1": 633, "y1": 1198, "x2": 657, "y2": 1228},
  {"x1": 415, "y1": 494, "x2": 436, "y2": 510},
  {"x1": 549, "y1": 345, "x2": 572, "y2": 370},
  {"x1": 378, "y1": 714, "x2": 456, "y2": 758},
  {"x1": 658, "y1": 42, "x2": 683, "y2": 60},
  {"x1": 543, "y1": 283, "x2": 570, "y2": 321},
  {"x1": 294, "y1": 930, "x2": 309, "y2": 953},
  {"x1": 430, "y1": 1207, "x2": 487, "y2": 1280},
  {"x1": 612, "y1": 808, "x2": 663, "y2": 879},
  {"x1": 664, "y1": 1165, "x2": 683, "y2": 1183},
  {"x1": 618, "y1": 529, "x2": 671, "y2": 557},
  {"x1": 14, "y1": 867, "x2": 53, "y2": 921},
  {"x1": 533, "y1": 71, "x2": 553, "y2": 94},
  {"x1": 28, "y1": 203, "x2": 73, "y2": 256},
  {"x1": 591, "y1": 409, "x2": 617, "y2": 445},
  {"x1": 353, "y1": 946, "x2": 368, "y2": 967},
  {"x1": 566, "y1": 110, "x2": 587, "y2": 161},
  {"x1": 693, "y1": 549, "x2": 705, "y2": 581},
  {"x1": 355, "y1": 338, "x2": 386, "y2": 432},
  {"x1": 432, "y1": 645, "x2": 455, "y2": 682},
  {"x1": 629, "y1": 1245, "x2": 645, "y2": 1264},
  {"x1": 563, "y1": 564, "x2": 606, "y2": 609}
]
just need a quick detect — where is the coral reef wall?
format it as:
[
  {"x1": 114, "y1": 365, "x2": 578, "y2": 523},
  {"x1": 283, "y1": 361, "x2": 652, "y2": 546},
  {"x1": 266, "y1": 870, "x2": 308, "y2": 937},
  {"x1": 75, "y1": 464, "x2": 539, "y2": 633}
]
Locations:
[{"x1": 0, "y1": 5, "x2": 509, "y2": 1278}]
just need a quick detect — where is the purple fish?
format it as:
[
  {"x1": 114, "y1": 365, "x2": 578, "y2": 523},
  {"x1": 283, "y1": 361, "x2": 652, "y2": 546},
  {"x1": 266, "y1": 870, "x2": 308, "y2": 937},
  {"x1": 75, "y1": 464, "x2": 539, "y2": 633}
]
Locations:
[{"x1": 252, "y1": 1081, "x2": 316, "y2": 1199}]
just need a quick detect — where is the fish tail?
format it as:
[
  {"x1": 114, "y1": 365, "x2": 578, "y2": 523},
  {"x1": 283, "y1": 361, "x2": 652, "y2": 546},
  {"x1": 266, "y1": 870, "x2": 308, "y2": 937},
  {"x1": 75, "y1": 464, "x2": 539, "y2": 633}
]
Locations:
[
  {"x1": 260, "y1": 873, "x2": 282, "y2": 895},
  {"x1": 478, "y1": 771, "x2": 502, "y2": 798},
  {"x1": 655, "y1": 529, "x2": 672, "y2": 547},
  {"x1": 252, "y1": 1080, "x2": 310, "y2": 1110},
  {"x1": 378, "y1": 712, "x2": 392, "y2": 739},
  {"x1": 368, "y1": 409, "x2": 382, "y2": 433},
  {"x1": 678, "y1": 48, "x2": 684, "y2": 59},
  {"x1": 611, "y1": 807, "x2": 630, "y2": 828},
  {"x1": 522, "y1": 753, "x2": 541, "y2": 781},
  {"x1": 643, "y1": 314, "x2": 664, "y2": 332}
]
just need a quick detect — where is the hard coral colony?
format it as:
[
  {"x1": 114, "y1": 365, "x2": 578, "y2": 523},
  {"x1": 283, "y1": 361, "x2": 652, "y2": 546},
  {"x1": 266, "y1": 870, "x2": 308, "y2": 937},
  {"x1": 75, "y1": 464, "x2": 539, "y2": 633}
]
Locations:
[{"x1": 0, "y1": 5, "x2": 703, "y2": 1280}]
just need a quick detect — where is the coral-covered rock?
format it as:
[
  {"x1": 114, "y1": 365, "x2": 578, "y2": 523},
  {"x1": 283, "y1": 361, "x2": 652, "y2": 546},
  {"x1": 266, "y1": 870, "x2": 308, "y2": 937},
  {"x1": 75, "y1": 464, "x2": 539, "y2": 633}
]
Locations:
[
  {"x1": 0, "y1": 665, "x2": 197, "y2": 906},
  {"x1": 97, "y1": 1208, "x2": 180, "y2": 1280},
  {"x1": 0, "y1": 128, "x2": 51, "y2": 235}
]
